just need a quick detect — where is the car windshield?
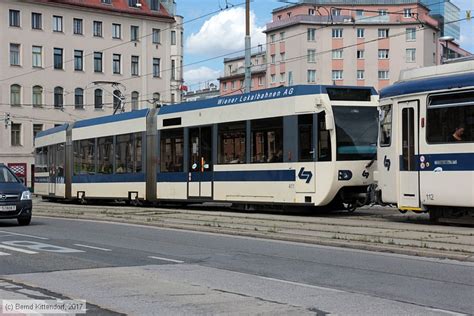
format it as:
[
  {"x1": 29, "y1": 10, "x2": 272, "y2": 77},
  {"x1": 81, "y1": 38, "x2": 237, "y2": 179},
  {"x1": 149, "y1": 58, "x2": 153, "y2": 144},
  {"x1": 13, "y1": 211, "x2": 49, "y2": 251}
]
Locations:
[
  {"x1": 0, "y1": 166, "x2": 20, "y2": 183},
  {"x1": 333, "y1": 106, "x2": 378, "y2": 161}
]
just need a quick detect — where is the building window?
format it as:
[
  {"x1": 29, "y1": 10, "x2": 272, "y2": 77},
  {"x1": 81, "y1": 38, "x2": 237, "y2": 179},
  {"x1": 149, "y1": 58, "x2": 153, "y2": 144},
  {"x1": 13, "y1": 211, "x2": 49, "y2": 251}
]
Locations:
[
  {"x1": 406, "y1": 48, "x2": 416, "y2": 62},
  {"x1": 406, "y1": 28, "x2": 416, "y2": 41},
  {"x1": 53, "y1": 16, "x2": 63, "y2": 32},
  {"x1": 113, "y1": 90, "x2": 122, "y2": 110},
  {"x1": 113, "y1": 54, "x2": 121, "y2": 74},
  {"x1": 270, "y1": 34, "x2": 276, "y2": 43},
  {"x1": 332, "y1": 28, "x2": 343, "y2": 38},
  {"x1": 378, "y1": 70, "x2": 389, "y2": 79},
  {"x1": 271, "y1": 54, "x2": 276, "y2": 64},
  {"x1": 31, "y1": 12, "x2": 42, "y2": 29},
  {"x1": 94, "y1": 52, "x2": 103, "y2": 72},
  {"x1": 288, "y1": 71, "x2": 293, "y2": 85},
  {"x1": 307, "y1": 28, "x2": 316, "y2": 41},
  {"x1": 128, "y1": 0, "x2": 139, "y2": 7},
  {"x1": 307, "y1": 49, "x2": 316, "y2": 63},
  {"x1": 33, "y1": 124, "x2": 43, "y2": 143},
  {"x1": 271, "y1": 74, "x2": 276, "y2": 83},
  {"x1": 112, "y1": 23, "x2": 121, "y2": 39},
  {"x1": 357, "y1": 50, "x2": 364, "y2": 59},
  {"x1": 378, "y1": 49, "x2": 389, "y2": 59},
  {"x1": 231, "y1": 81, "x2": 236, "y2": 90},
  {"x1": 357, "y1": 70, "x2": 364, "y2": 80},
  {"x1": 171, "y1": 30, "x2": 176, "y2": 45},
  {"x1": 331, "y1": 8, "x2": 341, "y2": 16},
  {"x1": 32, "y1": 46, "x2": 42, "y2": 68},
  {"x1": 75, "y1": 88, "x2": 84, "y2": 109},
  {"x1": 9, "y1": 10, "x2": 20, "y2": 27},
  {"x1": 171, "y1": 60, "x2": 176, "y2": 80},
  {"x1": 10, "y1": 44, "x2": 20, "y2": 66},
  {"x1": 280, "y1": 31, "x2": 285, "y2": 40},
  {"x1": 258, "y1": 76, "x2": 264, "y2": 86},
  {"x1": 54, "y1": 87, "x2": 63, "y2": 108},
  {"x1": 131, "y1": 56, "x2": 139, "y2": 76},
  {"x1": 218, "y1": 121, "x2": 246, "y2": 164},
  {"x1": 378, "y1": 28, "x2": 389, "y2": 38},
  {"x1": 53, "y1": 48, "x2": 63, "y2": 69},
  {"x1": 307, "y1": 70, "x2": 316, "y2": 83},
  {"x1": 93, "y1": 21, "x2": 103, "y2": 37},
  {"x1": 11, "y1": 123, "x2": 22, "y2": 147},
  {"x1": 404, "y1": 8, "x2": 412, "y2": 18},
  {"x1": 153, "y1": 93, "x2": 160, "y2": 104},
  {"x1": 150, "y1": 0, "x2": 160, "y2": 11},
  {"x1": 152, "y1": 28, "x2": 161, "y2": 43},
  {"x1": 10, "y1": 84, "x2": 21, "y2": 106},
  {"x1": 356, "y1": 10, "x2": 364, "y2": 17},
  {"x1": 153, "y1": 58, "x2": 160, "y2": 77},
  {"x1": 251, "y1": 117, "x2": 283, "y2": 163},
  {"x1": 280, "y1": 73, "x2": 285, "y2": 82},
  {"x1": 102, "y1": 0, "x2": 112, "y2": 3},
  {"x1": 74, "y1": 50, "x2": 83, "y2": 71},
  {"x1": 73, "y1": 18, "x2": 83, "y2": 35},
  {"x1": 379, "y1": 9, "x2": 388, "y2": 16},
  {"x1": 308, "y1": 8, "x2": 315, "y2": 15},
  {"x1": 357, "y1": 28, "x2": 364, "y2": 38},
  {"x1": 131, "y1": 25, "x2": 139, "y2": 41},
  {"x1": 332, "y1": 49, "x2": 343, "y2": 59},
  {"x1": 280, "y1": 52, "x2": 285, "y2": 61},
  {"x1": 332, "y1": 70, "x2": 343, "y2": 80},
  {"x1": 94, "y1": 89, "x2": 103, "y2": 109},
  {"x1": 32, "y1": 85, "x2": 43, "y2": 107},
  {"x1": 131, "y1": 91, "x2": 139, "y2": 110}
]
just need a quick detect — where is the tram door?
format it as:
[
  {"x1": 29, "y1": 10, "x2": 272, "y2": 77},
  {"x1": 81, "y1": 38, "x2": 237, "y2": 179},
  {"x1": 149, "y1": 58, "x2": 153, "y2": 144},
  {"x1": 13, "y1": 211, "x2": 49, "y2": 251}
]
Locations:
[
  {"x1": 398, "y1": 101, "x2": 420, "y2": 210},
  {"x1": 48, "y1": 145, "x2": 56, "y2": 195},
  {"x1": 188, "y1": 126, "x2": 213, "y2": 199}
]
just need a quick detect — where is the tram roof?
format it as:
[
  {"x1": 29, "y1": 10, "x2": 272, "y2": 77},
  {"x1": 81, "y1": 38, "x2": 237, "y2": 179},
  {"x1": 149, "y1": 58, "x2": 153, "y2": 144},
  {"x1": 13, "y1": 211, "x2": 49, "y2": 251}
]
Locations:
[
  {"x1": 158, "y1": 85, "x2": 377, "y2": 116},
  {"x1": 380, "y1": 72, "x2": 474, "y2": 99},
  {"x1": 73, "y1": 108, "x2": 150, "y2": 129},
  {"x1": 36, "y1": 123, "x2": 69, "y2": 139}
]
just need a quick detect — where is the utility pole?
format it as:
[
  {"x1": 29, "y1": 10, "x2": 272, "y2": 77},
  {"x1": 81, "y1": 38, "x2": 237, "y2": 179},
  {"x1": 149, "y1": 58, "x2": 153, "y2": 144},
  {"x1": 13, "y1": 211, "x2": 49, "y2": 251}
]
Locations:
[{"x1": 244, "y1": 0, "x2": 251, "y2": 93}]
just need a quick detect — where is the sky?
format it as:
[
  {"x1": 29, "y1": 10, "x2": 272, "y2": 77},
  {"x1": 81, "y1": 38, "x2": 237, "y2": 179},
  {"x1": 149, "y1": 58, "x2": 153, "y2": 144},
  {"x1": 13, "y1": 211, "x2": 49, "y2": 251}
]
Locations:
[{"x1": 177, "y1": 0, "x2": 474, "y2": 90}]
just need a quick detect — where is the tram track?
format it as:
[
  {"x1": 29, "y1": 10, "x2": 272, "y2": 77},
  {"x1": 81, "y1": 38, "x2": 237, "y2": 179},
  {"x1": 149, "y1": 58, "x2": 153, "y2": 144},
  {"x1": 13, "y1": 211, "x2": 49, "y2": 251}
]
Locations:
[{"x1": 33, "y1": 201, "x2": 474, "y2": 262}]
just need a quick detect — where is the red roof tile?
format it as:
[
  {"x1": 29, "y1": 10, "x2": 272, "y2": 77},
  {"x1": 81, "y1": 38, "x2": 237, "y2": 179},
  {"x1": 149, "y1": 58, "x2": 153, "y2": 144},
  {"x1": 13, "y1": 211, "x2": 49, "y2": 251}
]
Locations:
[{"x1": 34, "y1": 0, "x2": 175, "y2": 20}]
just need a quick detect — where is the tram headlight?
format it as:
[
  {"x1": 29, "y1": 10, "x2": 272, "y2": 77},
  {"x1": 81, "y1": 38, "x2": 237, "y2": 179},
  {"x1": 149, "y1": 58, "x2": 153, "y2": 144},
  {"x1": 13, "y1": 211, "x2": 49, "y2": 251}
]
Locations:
[{"x1": 338, "y1": 170, "x2": 353, "y2": 181}]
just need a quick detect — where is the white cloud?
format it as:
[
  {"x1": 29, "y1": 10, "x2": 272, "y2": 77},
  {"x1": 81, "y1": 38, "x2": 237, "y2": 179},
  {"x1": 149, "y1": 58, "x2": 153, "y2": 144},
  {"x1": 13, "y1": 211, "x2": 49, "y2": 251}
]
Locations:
[
  {"x1": 186, "y1": 7, "x2": 266, "y2": 56},
  {"x1": 184, "y1": 66, "x2": 222, "y2": 87}
]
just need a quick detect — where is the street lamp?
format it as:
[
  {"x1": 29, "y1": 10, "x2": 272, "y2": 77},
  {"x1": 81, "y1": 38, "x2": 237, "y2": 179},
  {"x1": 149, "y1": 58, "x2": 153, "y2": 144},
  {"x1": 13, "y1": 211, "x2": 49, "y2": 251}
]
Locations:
[{"x1": 439, "y1": 35, "x2": 454, "y2": 64}]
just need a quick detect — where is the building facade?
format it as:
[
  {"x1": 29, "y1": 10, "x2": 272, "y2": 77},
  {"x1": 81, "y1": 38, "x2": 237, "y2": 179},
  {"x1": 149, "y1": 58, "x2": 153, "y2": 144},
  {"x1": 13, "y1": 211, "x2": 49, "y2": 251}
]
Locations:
[
  {"x1": 264, "y1": 0, "x2": 440, "y2": 91},
  {"x1": 0, "y1": 0, "x2": 183, "y2": 186},
  {"x1": 183, "y1": 83, "x2": 220, "y2": 102},
  {"x1": 422, "y1": 0, "x2": 460, "y2": 40},
  {"x1": 219, "y1": 51, "x2": 267, "y2": 96}
]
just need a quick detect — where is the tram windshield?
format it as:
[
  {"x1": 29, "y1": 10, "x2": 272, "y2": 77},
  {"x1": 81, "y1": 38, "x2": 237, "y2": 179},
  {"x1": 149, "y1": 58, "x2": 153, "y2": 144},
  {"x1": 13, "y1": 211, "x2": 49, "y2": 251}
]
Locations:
[{"x1": 333, "y1": 106, "x2": 378, "y2": 161}]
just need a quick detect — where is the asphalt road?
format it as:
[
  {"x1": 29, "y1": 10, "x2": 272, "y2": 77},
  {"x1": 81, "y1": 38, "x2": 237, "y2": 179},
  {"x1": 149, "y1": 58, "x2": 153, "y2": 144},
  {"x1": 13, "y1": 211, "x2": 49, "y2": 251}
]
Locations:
[{"x1": 0, "y1": 217, "x2": 472, "y2": 315}]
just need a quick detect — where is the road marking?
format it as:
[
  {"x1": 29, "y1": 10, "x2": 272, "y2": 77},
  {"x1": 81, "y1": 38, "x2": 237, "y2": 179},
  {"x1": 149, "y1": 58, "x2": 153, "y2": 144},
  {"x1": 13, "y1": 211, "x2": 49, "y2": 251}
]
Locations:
[
  {"x1": 2, "y1": 241, "x2": 84, "y2": 253},
  {"x1": 258, "y1": 276, "x2": 344, "y2": 293},
  {"x1": 148, "y1": 256, "x2": 184, "y2": 264},
  {"x1": 0, "y1": 251, "x2": 11, "y2": 256},
  {"x1": 425, "y1": 307, "x2": 467, "y2": 316},
  {"x1": 0, "y1": 245, "x2": 37, "y2": 254},
  {"x1": 0, "y1": 230, "x2": 48, "y2": 240},
  {"x1": 74, "y1": 244, "x2": 112, "y2": 252}
]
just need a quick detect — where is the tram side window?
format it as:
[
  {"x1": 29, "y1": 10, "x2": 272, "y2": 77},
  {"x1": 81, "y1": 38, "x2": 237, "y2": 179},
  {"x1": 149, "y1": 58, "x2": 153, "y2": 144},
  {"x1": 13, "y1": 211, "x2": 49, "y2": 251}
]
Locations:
[
  {"x1": 74, "y1": 139, "x2": 95, "y2": 175},
  {"x1": 298, "y1": 115, "x2": 313, "y2": 161},
  {"x1": 427, "y1": 92, "x2": 473, "y2": 143},
  {"x1": 115, "y1": 134, "x2": 132, "y2": 173},
  {"x1": 56, "y1": 143, "x2": 65, "y2": 178},
  {"x1": 251, "y1": 117, "x2": 283, "y2": 163},
  {"x1": 318, "y1": 113, "x2": 332, "y2": 161},
  {"x1": 218, "y1": 121, "x2": 246, "y2": 164},
  {"x1": 134, "y1": 133, "x2": 143, "y2": 173},
  {"x1": 379, "y1": 104, "x2": 392, "y2": 146},
  {"x1": 160, "y1": 129, "x2": 184, "y2": 172},
  {"x1": 35, "y1": 147, "x2": 48, "y2": 173},
  {"x1": 97, "y1": 136, "x2": 114, "y2": 174}
]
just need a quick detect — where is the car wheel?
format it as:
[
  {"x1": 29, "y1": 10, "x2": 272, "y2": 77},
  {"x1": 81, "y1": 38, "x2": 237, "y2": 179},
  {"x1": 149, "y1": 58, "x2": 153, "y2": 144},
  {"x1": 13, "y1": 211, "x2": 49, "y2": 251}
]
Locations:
[{"x1": 17, "y1": 216, "x2": 32, "y2": 226}]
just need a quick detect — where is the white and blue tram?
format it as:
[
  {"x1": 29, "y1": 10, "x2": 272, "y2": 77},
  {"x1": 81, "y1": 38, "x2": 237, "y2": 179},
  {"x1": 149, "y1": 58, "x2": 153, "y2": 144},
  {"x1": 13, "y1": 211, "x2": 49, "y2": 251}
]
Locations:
[
  {"x1": 35, "y1": 85, "x2": 379, "y2": 209},
  {"x1": 374, "y1": 60, "x2": 474, "y2": 222}
]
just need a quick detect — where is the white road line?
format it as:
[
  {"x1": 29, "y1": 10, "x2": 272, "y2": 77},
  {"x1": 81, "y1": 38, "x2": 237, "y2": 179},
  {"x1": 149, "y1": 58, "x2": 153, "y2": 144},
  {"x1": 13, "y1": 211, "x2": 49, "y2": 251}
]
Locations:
[
  {"x1": 0, "y1": 251, "x2": 11, "y2": 256},
  {"x1": 0, "y1": 245, "x2": 37, "y2": 254},
  {"x1": 0, "y1": 230, "x2": 48, "y2": 240},
  {"x1": 74, "y1": 244, "x2": 112, "y2": 252},
  {"x1": 258, "y1": 276, "x2": 345, "y2": 293},
  {"x1": 148, "y1": 256, "x2": 184, "y2": 264},
  {"x1": 425, "y1": 307, "x2": 467, "y2": 316}
]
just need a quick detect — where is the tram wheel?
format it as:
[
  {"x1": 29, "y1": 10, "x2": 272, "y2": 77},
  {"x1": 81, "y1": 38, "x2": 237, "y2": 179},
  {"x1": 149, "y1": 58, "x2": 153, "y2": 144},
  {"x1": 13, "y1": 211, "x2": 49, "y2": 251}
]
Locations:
[{"x1": 398, "y1": 209, "x2": 407, "y2": 214}]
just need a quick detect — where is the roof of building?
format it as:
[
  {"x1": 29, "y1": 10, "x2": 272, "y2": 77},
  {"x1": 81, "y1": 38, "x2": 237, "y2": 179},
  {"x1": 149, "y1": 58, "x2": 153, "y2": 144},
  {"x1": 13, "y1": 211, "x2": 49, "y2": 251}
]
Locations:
[
  {"x1": 31, "y1": 0, "x2": 174, "y2": 20},
  {"x1": 224, "y1": 51, "x2": 267, "y2": 63},
  {"x1": 273, "y1": 0, "x2": 429, "y2": 13}
]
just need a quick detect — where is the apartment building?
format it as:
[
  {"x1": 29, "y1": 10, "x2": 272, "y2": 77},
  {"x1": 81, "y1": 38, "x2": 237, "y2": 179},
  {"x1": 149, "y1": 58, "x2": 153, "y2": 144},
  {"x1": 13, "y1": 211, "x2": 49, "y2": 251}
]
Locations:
[
  {"x1": 0, "y1": 0, "x2": 183, "y2": 186},
  {"x1": 264, "y1": 0, "x2": 441, "y2": 91},
  {"x1": 219, "y1": 50, "x2": 267, "y2": 96}
]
